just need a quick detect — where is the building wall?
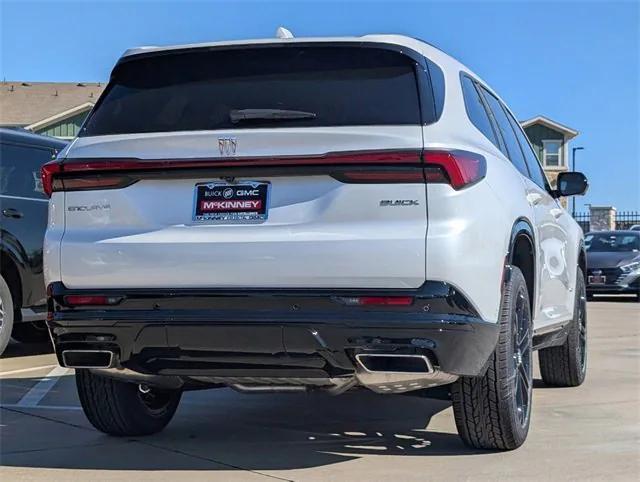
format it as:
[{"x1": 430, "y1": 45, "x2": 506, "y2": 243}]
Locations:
[{"x1": 34, "y1": 110, "x2": 89, "y2": 139}]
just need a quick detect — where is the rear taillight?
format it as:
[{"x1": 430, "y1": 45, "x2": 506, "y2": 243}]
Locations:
[
  {"x1": 63, "y1": 295, "x2": 123, "y2": 306},
  {"x1": 41, "y1": 160, "x2": 137, "y2": 197},
  {"x1": 41, "y1": 160, "x2": 62, "y2": 197},
  {"x1": 423, "y1": 150, "x2": 486, "y2": 190},
  {"x1": 332, "y1": 150, "x2": 485, "y2": 189},
  {"x1": 41, "y1": 149, "x2": 485, "y2": 195},
  {"x1": 55, "y1": 175, "x2": 136, "y2": 193}
]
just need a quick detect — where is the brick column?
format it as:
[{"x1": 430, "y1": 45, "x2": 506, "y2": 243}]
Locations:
[{"x1": 589, "y1": 206, "x2": 617, "y2": 231}]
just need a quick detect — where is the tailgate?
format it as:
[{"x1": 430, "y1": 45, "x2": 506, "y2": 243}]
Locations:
[{"x1": 58, "y1": 44, "x2": 428, "y2": 289}]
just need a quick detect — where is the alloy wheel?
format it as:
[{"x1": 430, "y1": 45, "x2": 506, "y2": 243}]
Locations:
[
  {"x1": 513, "y1": 290, "x2": 532, "y2": 426},
  {"x1": 577, "y1": 293, "x2": 587, "y2": 371},
  {"x1": 0, "y1": 294, "x2": 4, "y2": 331},
  {"x1": 137, "y1": 386, "x2": 175, "y2": 416}
]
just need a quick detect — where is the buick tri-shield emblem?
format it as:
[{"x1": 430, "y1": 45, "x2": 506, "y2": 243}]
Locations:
[{"x1": 218, "y1": 137, "x2": 237, "y2": 156}]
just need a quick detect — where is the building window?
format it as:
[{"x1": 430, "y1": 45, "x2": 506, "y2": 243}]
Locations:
[{"x1": 542, "y1": 140, "x2": 563, "y2": 167}]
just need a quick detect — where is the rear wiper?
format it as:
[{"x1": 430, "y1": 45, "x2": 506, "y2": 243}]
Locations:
[{"x1": 229, "y1": 109, "x2": 317, "y2": 124}]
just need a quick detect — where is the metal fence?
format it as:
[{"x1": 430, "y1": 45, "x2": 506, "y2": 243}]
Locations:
[
  {"x1": 572, "y1": 211, "x2": 640, "y2": 232},
  {"x1": 573, "y1": 212, "x2": 591, "y2": 232},
  {"x1": 616, "y1": 211, "x2": 640, "y2": 230}
]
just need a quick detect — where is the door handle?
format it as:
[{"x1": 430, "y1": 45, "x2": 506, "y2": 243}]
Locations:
[
  {"x1": 550, "y1": 208, "x2": 564, "y2": 219},
  {"x1": 2, "y1": 208, "x2": 23, "y2": 219},
  {"x1": 526, "y1": 192, "x2": 543, "y2": 206}
]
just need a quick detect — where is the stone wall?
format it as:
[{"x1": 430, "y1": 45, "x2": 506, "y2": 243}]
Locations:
[{"x1": 589, "y1": 206, "x2": 617, "y2": 231}]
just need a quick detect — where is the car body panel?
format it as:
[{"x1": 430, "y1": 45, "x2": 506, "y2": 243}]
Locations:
[{"x1": 58, "y1": 126, "x2": 427, "y2": 290}]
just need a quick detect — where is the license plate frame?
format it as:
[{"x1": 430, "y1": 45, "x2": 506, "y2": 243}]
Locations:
[
  {"x1": 192, "y1": 181, "x2": 270, "y2": 223},
  {"x1": 588, "y1": 275, "x2": 606, "y2": 285}
]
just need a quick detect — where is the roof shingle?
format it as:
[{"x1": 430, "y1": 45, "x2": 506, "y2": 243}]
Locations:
[{"x1": 0, "y1": 81, "x2": 106, "y2": 126}]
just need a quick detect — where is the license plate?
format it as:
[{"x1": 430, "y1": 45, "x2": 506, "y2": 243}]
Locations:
[
  {"x1": 588, "y1": 275, "x2": 606, "y2": 285},
  {"x1": 193, "y1": 181, "x2": 270, "y2": 223}
]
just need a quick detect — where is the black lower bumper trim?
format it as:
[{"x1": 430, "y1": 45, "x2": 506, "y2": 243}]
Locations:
[{"x1": 47, "y1": 281, "x2": 498, "y2": 378}]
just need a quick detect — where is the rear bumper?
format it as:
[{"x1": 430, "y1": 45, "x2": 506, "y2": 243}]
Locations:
[
  {"x1": 587, "y1": 271, "x2": 639, "y2": 294},
  {"x1": 47, "y1": 281, "x2": 498, "y2": 379}
]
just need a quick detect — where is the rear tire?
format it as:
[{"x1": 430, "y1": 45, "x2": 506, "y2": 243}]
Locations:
[
  {"x1": 11, "y1": 321, "x2": 50, "y2": 343},
  {"x1": 451, "y1": 266, "x2": 533, "y2": 450},
  {"x1": 0, "y1": 275, "x2": 15, "y2": 355},
  {"x1": 539, "y1": 268, "x2": 587, "y2": 387},
  {"x1": 76, "y1": 369, "x2": 182, "y2": 436}
]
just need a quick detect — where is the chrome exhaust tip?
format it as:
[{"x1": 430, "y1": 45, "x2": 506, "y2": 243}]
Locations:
[
  {"x1": 355, "y1": 354, "x2": 434, "y2": 373},
  {"x1": 61, "y1": 350, "x2": 115, "y2": 369},
  {"x1": 354, "y1": 353, "x2": 457, "y2": 394}
]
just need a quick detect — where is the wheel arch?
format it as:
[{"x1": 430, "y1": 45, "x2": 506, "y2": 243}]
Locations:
[
  {"x1": 0, "y1": 247, "x2": 23, "y2": 320},
  {"x1": 577, "y1": 239, "x2": 587, "y2": 281},
  {"x1": 506, "y1": 218, "x2": 536, "y2": 312}
]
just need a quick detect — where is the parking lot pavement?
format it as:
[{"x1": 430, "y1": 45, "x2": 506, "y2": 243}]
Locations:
[{"x1": 1, "y1": 298, "x2": 638, "y2": 481}]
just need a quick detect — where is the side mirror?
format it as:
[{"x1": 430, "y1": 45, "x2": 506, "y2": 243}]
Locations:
[{"x1": 554, "y1": 171, "x2": 589, "y2": 197}]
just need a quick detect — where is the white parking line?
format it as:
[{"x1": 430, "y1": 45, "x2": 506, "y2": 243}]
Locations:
[
  {"x1": 15, "y1": 366, "x2": 71, "y2": 407},
  {"x1": 0, "y1": 365, "x2": 56, "y2": 377}
]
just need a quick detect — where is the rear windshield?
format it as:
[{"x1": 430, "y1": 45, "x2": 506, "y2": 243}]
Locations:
[
  {"x1": 81, "y1": 46, "x2": 421, "y2": 136},
  {"x1": 585, "y1": 233, "x2": 640, "y2": 252}
]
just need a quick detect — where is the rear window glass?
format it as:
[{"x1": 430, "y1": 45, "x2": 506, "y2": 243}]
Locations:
[
  {"x1": 81, "y1": 46, "x2": 421, "y2": 136},
  {"x1": 585, "y1": 233, "x2": 640, "y2": 252}
]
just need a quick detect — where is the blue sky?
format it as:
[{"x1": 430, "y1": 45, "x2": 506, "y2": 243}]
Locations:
[{"x1": 1, "y1": 0, "x2": 638, "y2": 211}]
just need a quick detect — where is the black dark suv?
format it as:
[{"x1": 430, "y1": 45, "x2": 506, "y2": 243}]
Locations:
[{"x1": 0, "y1": 128, "x2": 67, "y2": 353}]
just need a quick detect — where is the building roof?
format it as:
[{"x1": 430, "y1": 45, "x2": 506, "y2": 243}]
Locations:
[
  {"x1": 520, "y1": 115, "x2": 579, "y2": 139},
  {"x1": 0, "y1": 81, "x2": 105, "y2": 128}
]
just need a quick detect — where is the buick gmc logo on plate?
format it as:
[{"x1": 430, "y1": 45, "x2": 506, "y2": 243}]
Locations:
[{"x1": 193, "y1": 181, "x2": 269, "y2": 223}]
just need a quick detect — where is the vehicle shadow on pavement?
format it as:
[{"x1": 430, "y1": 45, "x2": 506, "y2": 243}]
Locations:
[
  {"x1": 1, "y1": 379, "x2": 494, "y2": 472},
  {"x1": 1, "y1": 340, "x2": 54, "y2": 359},
  {"x1": 588, "y1": 295, "x2": 638, "y2": 303}
]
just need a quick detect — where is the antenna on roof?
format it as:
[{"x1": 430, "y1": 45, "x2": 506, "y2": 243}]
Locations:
[{"x1": 276, "y1": 26, "x2": 294, "y2": 39}]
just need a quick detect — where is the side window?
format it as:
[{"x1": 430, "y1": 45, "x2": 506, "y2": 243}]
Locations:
[
  {"x1": 478, "y1": 87, "x2": 530, "y2": 179},
  {"x1": 0, "y1": 143, "x2": 52, "y2": 199},
  {"x1": 460, "y1": 75, "x2": 500, "y2": 149},
  {"x1": 505, "y1": 111, "x2": 549, "y2": 189}
]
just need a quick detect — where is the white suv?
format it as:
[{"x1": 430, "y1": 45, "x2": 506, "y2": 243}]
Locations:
[{"x1": 42, "y1": 34, "x2": 589, "y2": 450}]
